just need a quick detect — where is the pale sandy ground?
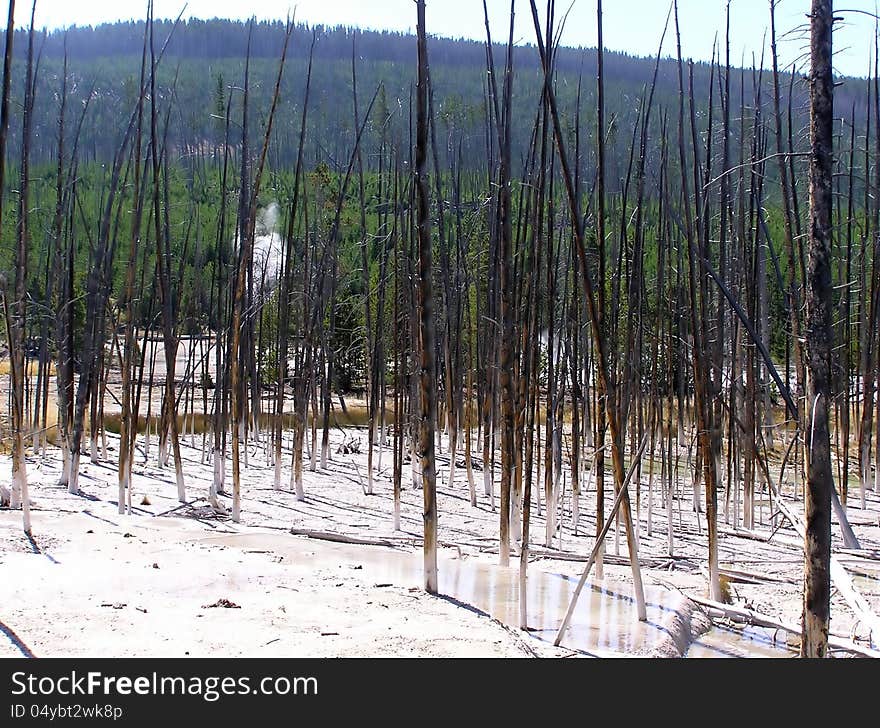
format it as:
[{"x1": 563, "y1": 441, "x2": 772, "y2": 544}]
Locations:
[{"x1": 1, "y1": 418, "x2": 879, "y2": 658}]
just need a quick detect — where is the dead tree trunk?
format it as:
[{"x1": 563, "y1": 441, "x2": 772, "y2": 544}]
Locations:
[
  {"x1": 118, "y1": 16, "x2": 149, "y2": 515},
  {"x1": 416, "y1": 0, "x2": 439, "y2": 594},
  {"x1": 801, "y1": 0, "x2": 834, "y2": 658}
]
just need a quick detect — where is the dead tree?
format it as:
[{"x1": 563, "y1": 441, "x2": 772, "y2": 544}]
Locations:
[
  {"x1": 9, "y1": 0, "x2": 38, "y2": 536},
  {"x1": 494, "y1": 2, "x2": 516, "y2": 567},
  {"x1": 801, "y1": 0, "x2": 834, "y2": 658},
  {"x1": 275, "y1": 31, "x2": 314, "y2": 494},
  {"x1": 148, "y1": 7, "x2": 186, "y2": 503},
  {"x1": 0, "y1": 0, "x2": 23, "y2": 530},
  {"x1": 118, "y1": 14, "x2": 150, "y2": 515},
  {"x1": 416, "y1": 0, "x2": 439, "y2": 594},
  {"x1": 673, "y1": 0, "x2": 722, "y2": 601}
]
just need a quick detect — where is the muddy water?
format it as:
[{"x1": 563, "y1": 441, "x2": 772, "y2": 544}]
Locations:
[
  {"x1": 197, "y1": 532, "x2": 793, "y2": 657},
  {"x1": 100, "y1": 407, "x2": 374, "y2": 435},
  {"x1": 432, "y1": 560, "x2": 670, "y2": 654},
  {"x1": 853, "y1": 573, "x2": 880, "y2": 591},
  {"x1": 687, "y1": 625, "x2": 797, "y2": 658}
]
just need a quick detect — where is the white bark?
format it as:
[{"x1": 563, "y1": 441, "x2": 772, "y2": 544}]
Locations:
[
  {"x1": 14, "y1": 462, "x2": 30, "y2": 534},
  {"x1": 874, "y1": 443, "x2": 879, "y2": 493},
  {"x1": 118, "y1": 468, "x2": 128, "y2": 516},
  {"x1": 57, "y1": 444, "x2": 70, "y2": 487},
  {"x1": 274, "y1": 456, "x2": 282, "y2": 491},
  {"x1": 410, "y1": 436, "x2": 422, "y2": 489},
  {"x1": 294, "y1": 468, "x2": 305, "y2": 502},
  {"x1": 174, "y1": 455, "x2": 185, "y2": 503},
  {"x1": 10, "y1": 469, "x2": 21, "y2": 509},
  {"x1": 309, "y1": 425, "x2": 318, "y2": 471},
  {"x1": 510, "y1": 484, "x2": 521, "y2": 543},
  {"x1": 240, "y1": 420, "x2": 248, "y2": 469},
  {"x1": 377, "y1": 421, "x2": 385, "y2": 470},
  {"x1": 68, "y1": 450, "x2": 80, "y2": 495},
  {"x1": 545, "y1": 477, "x2": 557, "y2": 548},
  {"x1": 831, "y1": 485, "x2": 860, "y2": 550},
  {"x1": 213, "y1": 447, "x2": 226, "y2": 495},
  {"x1": 158, "y1": 429, "x2": 168, "y2": 468},
  {"x1": 447, "y1": 451, "x2": 456, "y2": 493}
]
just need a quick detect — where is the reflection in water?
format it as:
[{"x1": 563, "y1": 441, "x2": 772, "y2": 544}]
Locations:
[
  {"x1": 197, "y1": 532, "x2": 793, "y2": 657},
  {"x1": 687, "y1": 624, "x2": 797, "y2": 658},
  {"x1": 436, "y1": 564, "x2": 670, "y2": 654}
]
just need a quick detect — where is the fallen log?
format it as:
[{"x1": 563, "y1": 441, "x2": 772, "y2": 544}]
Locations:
[
  {"x1": 689, "y1": 595, "x2": 880, "y2": 659},
  {"x1": 838, "y1": 548, "x2": 880, "y2": 562},
  {"x1": 529, "y1": 546, "x2": 694, "y2": 570},
  {"x1": 288, "y1": 528, "x2": 412, "y2": 549},
  {"x1": 718, "y1": 566, "x2": 795, "y2": 586}
]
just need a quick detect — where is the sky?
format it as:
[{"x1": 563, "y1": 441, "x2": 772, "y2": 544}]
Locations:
[{"x1": 7, "y1": 0, "x2": 880, "y2": 78}]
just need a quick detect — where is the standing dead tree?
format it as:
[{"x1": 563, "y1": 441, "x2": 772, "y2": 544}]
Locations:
[
  {"x1": 275, "y1": 30, "x2": 315, "y2": 496},
  {"x1": 416, "y1": 0, "x2": 439, "y2": 594},
  {"x1": 118, "y1": 13, "x2": 151, "y2": 515},
  {"x1": 673, "y1": 0, "x2": 721, "y2": 601},
  {"x1": 10, "y1": 2, "x2": 38, "y2": 532},
  {"x1": 0, "y1": 0, "x2": 22, "y2": 529},
  {"x1": 148, "y1": 5, "x2": 187, "y2": 504},
  {"x1": 801, "y1": 0, "x2": 834, "y2": 658},
  {"x1": 493, "y1": 2, "x2": 516, "y2": 568}
]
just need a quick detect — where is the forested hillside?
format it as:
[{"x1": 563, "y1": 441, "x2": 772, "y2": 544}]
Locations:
[{"x1": 3, "y1": 17, "x2": 870, "y2": 174}]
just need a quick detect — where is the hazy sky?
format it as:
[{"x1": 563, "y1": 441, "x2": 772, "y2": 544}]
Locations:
[{"x1": 9, "y1": 0, "x2": 880, "y2": 78}]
